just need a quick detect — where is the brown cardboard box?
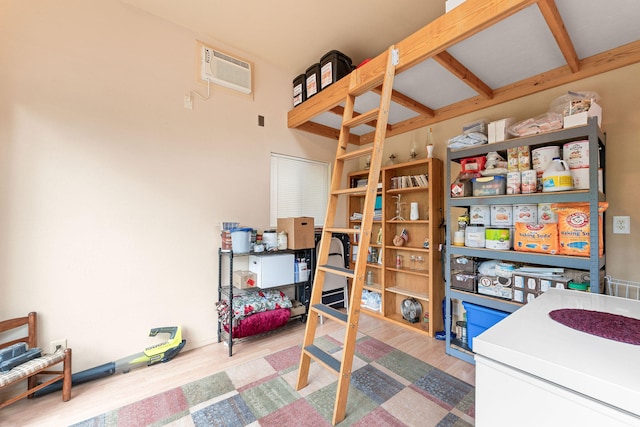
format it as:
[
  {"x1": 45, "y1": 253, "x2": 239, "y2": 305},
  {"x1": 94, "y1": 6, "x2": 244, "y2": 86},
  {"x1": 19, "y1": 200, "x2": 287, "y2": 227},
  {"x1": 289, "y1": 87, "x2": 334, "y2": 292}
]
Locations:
[
  {"x1": 277, "y1": 217, "x2": 315, "y2": 249},
  {"x1": 233, "y1": 270, "x2": 257, "y2": 289}
]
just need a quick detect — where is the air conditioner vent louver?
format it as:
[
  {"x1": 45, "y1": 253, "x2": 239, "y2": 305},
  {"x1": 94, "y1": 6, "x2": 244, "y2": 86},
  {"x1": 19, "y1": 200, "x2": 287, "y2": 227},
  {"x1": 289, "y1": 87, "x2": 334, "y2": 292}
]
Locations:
[
  {"x1": 213, "y1": 50, "x2": 250, "y2": 70},
  {"x1": 200, "y1": 45, "x2": 252, "y2": 95}
]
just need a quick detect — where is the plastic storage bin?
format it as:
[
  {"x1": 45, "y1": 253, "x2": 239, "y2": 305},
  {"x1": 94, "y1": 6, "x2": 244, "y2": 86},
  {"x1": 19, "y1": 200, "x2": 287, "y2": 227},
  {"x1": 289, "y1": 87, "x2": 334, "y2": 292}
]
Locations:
[
  {"x1": 472, "y1": 175, "x2": 506, "y2": 196},
  {"x1": 320, "y1": 50, "x2": 353, "y2": 89},
  {"x1": 230, "y1": 227, "x2": 252, "y2": 253},
  {"x1": 305, "y1": 63, "x2": 321, "y2": 98},
  {"x1": 293, "y1": 74, "x2": 306, "y2": 106},
  {"x1": 462, "y1": 301, "x2": 509, "y2": 351}
]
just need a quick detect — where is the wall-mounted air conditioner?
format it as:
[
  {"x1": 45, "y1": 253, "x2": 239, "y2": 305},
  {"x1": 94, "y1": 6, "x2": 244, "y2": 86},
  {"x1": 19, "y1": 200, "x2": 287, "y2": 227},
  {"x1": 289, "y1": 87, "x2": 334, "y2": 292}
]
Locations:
[{"x1": 200, "y1": 44, "x2": 252, "y2": 95}]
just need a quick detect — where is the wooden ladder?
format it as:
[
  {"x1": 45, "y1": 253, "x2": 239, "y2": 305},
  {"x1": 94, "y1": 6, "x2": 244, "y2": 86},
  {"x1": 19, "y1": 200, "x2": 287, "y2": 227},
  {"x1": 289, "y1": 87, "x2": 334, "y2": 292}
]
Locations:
[{"x1": 296, "y1": 46, "x2": 398, "y2": 426}]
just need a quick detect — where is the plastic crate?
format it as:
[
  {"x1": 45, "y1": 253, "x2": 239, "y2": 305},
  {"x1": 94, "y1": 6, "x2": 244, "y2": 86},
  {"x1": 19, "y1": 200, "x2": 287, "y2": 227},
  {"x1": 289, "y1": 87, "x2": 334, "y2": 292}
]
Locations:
[{"x1": 462, "y1": 301, "x2": 509, "y2": 351}]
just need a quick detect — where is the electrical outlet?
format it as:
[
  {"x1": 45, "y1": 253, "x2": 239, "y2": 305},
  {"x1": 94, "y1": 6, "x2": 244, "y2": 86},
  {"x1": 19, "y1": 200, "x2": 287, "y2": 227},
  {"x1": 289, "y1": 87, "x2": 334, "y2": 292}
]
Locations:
[
  {"x1": 612, "y1": 216, "x2": 630, "y2": 234},
  {"x1": 50, "y1": 339, "x2": 67, "y2": 354},
  {"x1": 183, "y1": 93, "x2": 193, "y2": 109}
]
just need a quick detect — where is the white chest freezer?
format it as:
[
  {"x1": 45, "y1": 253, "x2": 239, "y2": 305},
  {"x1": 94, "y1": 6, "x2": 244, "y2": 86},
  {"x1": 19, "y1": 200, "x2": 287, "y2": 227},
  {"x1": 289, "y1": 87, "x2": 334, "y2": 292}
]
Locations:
[{"x1": 249, "y1": 253, "x2": 294, "y2": 289}]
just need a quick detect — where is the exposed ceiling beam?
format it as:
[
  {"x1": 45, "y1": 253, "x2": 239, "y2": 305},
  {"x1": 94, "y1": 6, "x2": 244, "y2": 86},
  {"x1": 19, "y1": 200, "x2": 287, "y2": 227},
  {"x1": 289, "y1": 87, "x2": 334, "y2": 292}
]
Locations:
[
  {"x1": 287, "y1": 0, "x2": 640, "y2": 146},
  {"x1": 358, "y1": 40, "x2": 640, "y2": 144},
  {"x1": 329, "y1": 106, "x2": 390, "y2": 132},
  {"x1": 537, "y1": 0, "x2": 580, "y2": 73},
  {"x1": 373, "y1": 87, "x2": 435, "y2": 117},
  {"x1": 294, "y1": 120, "x2": 361, "y2": 145},
  {"x1": 433, "y1": 51, "x2": 494, "y2": 99},
  {"x1": 288, "y1": 0, "x2": 537, "y2": 129}
]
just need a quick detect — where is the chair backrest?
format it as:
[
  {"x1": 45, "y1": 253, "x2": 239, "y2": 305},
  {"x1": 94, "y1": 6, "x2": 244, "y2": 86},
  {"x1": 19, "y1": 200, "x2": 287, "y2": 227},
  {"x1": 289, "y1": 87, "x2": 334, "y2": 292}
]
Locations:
[
  {"x1": 0, "y1": 312, "x2": 37, "y2": 351},
  {"x1": 318, "y1": 237, "x2": 348, "y2": 292}
]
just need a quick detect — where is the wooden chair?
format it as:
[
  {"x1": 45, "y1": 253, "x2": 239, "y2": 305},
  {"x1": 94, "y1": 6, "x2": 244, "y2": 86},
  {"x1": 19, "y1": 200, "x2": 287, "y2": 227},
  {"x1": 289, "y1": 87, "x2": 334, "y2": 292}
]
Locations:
[{"x1": 0, "y1": 312, "x2": 72, "y2": 409}]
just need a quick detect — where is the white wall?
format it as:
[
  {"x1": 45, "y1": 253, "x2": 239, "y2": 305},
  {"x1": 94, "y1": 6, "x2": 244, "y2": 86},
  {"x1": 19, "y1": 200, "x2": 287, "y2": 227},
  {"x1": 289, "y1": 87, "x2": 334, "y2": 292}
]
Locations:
[{"x1": 0, "y1": 0, "x2": 338, "y2": 371}]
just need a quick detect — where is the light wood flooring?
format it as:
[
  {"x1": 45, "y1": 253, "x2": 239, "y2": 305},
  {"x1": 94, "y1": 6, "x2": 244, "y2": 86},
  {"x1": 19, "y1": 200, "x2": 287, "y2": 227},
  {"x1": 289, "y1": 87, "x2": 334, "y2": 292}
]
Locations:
[{"x1": 0, "y1": 314, "x2": 475, "y2": 426}]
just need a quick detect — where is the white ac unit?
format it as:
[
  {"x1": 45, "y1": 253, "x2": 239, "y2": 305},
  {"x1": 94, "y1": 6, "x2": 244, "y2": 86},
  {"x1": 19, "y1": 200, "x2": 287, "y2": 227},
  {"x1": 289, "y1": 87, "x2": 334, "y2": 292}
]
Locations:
[{"x1": 200, "y1": 46, "x2": 252, "y2": 95}]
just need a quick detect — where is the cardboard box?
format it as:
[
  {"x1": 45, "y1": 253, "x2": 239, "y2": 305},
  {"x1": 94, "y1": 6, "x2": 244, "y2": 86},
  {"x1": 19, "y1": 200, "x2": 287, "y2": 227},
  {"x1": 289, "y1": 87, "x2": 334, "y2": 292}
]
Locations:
[
  {"x1": 513, "y1": 287, "x2": 542, "y2": 304},
  {"x1": 477, "y1": 275, "x2": 513, "y2": 299},
  {"x1": 233, "y1": 270, "x2": 257, "y2": 289},
  {"x1": 290, "y1": 300, "x2": 306, "y2": 317},
  {"x1": 488, "y1": 117, "x2": 516, "y2": 143},
  {"x1": 277, "y1": 217, "x2": 315, "y2": 249},
  {"x1": 451, "y1": 179, "x2": 472, "y2": 198},
  {"x1": 539, "y1": 276, "x2": 571, "y2": 292},
  {"x1": 563, "y1": 101, "x2": 602, "y2": 129},
  {"x1": 513, "y1": 273, "x2": 540, "y2": 292}
]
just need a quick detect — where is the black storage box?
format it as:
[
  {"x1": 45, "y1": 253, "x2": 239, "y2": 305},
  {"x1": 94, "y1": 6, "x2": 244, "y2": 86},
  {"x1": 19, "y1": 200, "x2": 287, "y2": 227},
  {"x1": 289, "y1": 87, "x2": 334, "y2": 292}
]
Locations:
[
  {"x1": 293, "y1": 74, "x2": 306, "y2": 107},
  {"x1": 305, "y1": 63, "x2": 321, "y2": 98},
  {"x1": 320, "y1": 50, "x2": 353, "y2": 89}
]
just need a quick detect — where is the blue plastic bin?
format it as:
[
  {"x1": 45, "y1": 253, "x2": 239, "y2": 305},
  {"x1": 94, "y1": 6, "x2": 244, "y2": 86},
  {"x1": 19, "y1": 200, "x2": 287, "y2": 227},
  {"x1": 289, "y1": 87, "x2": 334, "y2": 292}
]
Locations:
[{"x1": 462, "y1": 301, "x2": 509, "y2": 351}]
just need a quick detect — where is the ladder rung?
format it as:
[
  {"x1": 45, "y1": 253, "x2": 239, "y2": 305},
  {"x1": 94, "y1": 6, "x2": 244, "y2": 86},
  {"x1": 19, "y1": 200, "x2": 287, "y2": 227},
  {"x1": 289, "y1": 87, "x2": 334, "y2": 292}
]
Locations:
[
  {"x1": 324, "y1": 227, "x2": 360, "y2": 235},
  {"x1": 318, "y1": 264, "x2": 354, "y2": 279},
  {"x1": 332, "y1": 187, "x2": 368, "y2": 196},
  {"x1": 303, "y1": 344, "x2": 341, "y2": 375},
  {"x1": 311, "y1": 304, "x2": 348, "y2": 324},
  {"x1": 337, "y1": 146, "x2": 374, "y2": 162},
  {"x1": 343, "y1": 108, "x2": 379, "y2": 129}
]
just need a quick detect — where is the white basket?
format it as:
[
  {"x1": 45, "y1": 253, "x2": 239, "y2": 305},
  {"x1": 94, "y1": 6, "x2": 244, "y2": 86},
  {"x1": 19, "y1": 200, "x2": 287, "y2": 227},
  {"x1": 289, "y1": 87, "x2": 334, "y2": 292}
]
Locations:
[{"x1": 605, "y1": 275, "x2": 640, "y2": 301}]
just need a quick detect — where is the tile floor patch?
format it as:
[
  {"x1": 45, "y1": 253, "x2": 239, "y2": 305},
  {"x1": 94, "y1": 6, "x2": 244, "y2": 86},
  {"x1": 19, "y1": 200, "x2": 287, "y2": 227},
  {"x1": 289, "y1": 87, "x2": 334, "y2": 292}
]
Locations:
[
  {"x1": 413, "y1": 369, "x2": 474, "y2": 410},
  {"x1": 351, "y1": 364, "x2": 404, "y2": 405},
  {"x1": 182, "y1": 371, "x2": 235, "y2": 407},
  {"x1": 382, "y1": 386, "x2": 450, "y2": 427},
  {"x1": 240, "y1": 376, "x2": 299, "y2": 419},
  {"x1": 259, "y1": 398, "x2": 332, "y2": 427},
  {"x1": 191, "y1": 394, "x2": 255, "y2": 427},
  {"x1": 376, "y1": 348, "x2": 435, "y2": 383},
  {"x1": 226, "y1": 357, "x2": 276, "y2": 389},
  {"x1": 354, "y1": 336, "x2": 396, "y2": 362},
  {"x1": 265, "y1": 344, "x2": 302, "y2": 372}
]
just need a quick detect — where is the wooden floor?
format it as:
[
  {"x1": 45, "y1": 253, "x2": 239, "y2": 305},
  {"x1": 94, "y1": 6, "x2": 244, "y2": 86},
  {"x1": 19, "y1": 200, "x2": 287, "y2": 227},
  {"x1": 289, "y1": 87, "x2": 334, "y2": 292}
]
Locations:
[{"x1": 0, "y1": 314, "x2": 475, "y2": 426}]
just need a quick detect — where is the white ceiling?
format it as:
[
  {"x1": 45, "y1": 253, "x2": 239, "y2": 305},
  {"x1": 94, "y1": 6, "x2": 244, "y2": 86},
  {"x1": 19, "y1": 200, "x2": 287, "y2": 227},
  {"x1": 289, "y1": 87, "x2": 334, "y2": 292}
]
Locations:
[{"x1": 120, "y1": 0, "x2": 446, "y2": 75}]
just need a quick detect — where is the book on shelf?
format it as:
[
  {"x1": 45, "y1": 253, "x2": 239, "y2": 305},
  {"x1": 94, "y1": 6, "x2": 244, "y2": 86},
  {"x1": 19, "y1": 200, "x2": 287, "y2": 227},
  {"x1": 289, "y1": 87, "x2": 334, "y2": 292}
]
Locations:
[{"x1": 397, "y1": 174, "x2": 429, "y2": 188}]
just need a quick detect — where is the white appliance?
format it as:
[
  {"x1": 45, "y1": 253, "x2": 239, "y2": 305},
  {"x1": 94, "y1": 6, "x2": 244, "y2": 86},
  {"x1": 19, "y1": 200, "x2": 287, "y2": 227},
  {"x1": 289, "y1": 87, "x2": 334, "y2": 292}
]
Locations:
[
  {"x1": 200, "y1": 45, "x2": 252, "y2": 94},
  {"x1": 249, "y1": 254, "x2": 294, "y2": 289},
  {"x1": 474, "y1": 288, "x2": 640, "y2": 426}
]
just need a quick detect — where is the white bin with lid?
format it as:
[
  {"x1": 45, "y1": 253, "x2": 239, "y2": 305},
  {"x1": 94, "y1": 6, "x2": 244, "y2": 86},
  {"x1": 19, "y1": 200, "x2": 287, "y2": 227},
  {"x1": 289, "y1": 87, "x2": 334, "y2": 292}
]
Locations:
[{"x1": 230, "y1": 227, "x2": 252, "y2": 253}]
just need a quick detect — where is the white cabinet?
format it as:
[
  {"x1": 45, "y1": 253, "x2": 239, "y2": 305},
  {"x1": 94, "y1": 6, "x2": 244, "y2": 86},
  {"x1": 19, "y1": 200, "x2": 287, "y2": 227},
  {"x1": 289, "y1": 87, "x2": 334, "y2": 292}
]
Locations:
[
  {"x1": 248, "y1": 253, "x2": 294, "y2": 288},
  {"x1": 474, "y1": 289, "x2": 640, "y2": 426}
]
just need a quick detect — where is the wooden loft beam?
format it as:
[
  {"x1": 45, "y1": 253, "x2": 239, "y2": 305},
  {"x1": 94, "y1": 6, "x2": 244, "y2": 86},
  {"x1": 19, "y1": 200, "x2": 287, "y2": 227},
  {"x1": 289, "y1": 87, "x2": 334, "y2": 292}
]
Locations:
[
  {"x1": 359, "y1": 39, "x2": 640, "y2": 144},
  {"x1": 373, "y1": 87, "x2": 435, "y2": 117},
  {"x1": 287, "y1": 0, "x2": 535, "y2": 131},
  {"x1": 537, "y1": 0, "x2": 580, "y2": 73},
  {"x1": 288, "y1": 0, "x2": 639, "y2": 145},
  {"x1": 295, "y1": 120, "x2": 360, "y2": 145},
  {"x1": 330, "y1": 106, "x2": 391, "y2": 132},
  {"x1": 433, "y1": 51, "x2": 494, "y2": 99}
]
